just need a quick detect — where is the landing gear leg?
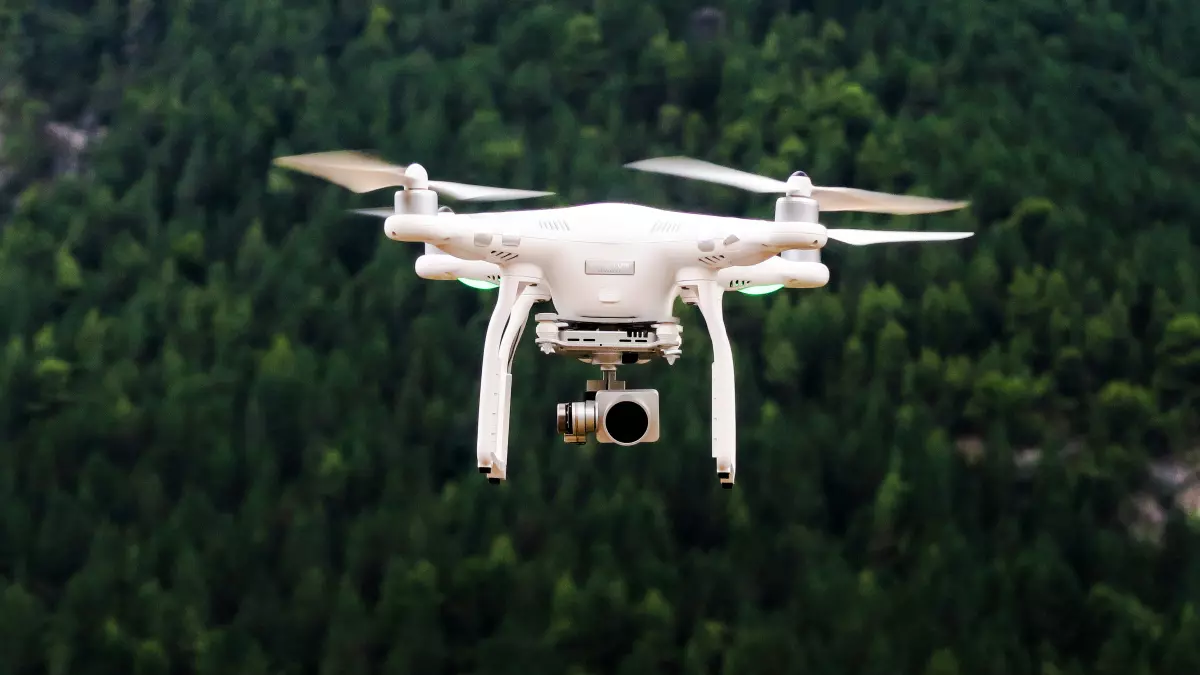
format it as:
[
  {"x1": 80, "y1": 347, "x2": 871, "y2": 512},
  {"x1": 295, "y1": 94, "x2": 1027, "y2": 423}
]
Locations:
[
  {"x1": 476, "y1": 276, "x2": 544, "y2": 482},
  {"x1": 491, "y1": 284, "x2": 546, "y2": 481},
  {"x1": 477, "y1": 276, "x2": 523, "y2": 479},
  {"x1": 693, "y1": 280, "x2": 736, "y2": 488}
]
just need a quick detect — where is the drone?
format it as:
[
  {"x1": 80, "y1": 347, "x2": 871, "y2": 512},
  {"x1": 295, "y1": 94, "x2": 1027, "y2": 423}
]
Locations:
[{"x1": 274, "y1": 151, "x2": 972, "y2": 488}]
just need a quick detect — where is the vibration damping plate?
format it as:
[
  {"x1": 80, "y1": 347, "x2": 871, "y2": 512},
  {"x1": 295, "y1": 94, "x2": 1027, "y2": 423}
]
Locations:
[{"x1": 534, "y1": 316, "x2": 683, "y2": 364}]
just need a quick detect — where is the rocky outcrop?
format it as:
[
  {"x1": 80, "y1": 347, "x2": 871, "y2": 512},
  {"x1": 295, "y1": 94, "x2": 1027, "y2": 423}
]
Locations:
[{"x1": 955, "y1": 435, "x2": 1200, "y2": 544}]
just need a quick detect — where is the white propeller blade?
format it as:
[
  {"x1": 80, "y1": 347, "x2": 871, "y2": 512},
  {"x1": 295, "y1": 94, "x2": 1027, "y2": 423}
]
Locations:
[
  {"x1": 812, "y1": 188, "x2": 968, "y2": 215},
  {"x1": 275, "y1": 151, "x2": 409, "y2": 193},
  {"x1": 274, "y1": 151, "x2": 554, "y2": 201},
  {"x1": 350, "y1": 207, "x2": 398, "y2": 218},
  {"x1": 625, "y1": 155, "x2": 968, "y2": 215},
  {"x1": 626, "y1": 156, "x2": 788, "y2": 193},
  {"x1": 427, "y1": 181, "x2": 553, "y2": 202},
  {"x1": 826, "y1": 229, "x2": 974, "y2": 245}
]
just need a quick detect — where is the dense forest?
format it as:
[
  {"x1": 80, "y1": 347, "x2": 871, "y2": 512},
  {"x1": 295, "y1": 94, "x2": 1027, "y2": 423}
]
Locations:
[{"x1": 2, "y1": 0, "x2": 1200, "y2": 673}]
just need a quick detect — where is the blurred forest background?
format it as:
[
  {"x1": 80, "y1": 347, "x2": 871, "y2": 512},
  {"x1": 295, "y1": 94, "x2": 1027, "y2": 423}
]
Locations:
[{"x1": 2, "y1": 0, "x2": 1200, "y2": 673}]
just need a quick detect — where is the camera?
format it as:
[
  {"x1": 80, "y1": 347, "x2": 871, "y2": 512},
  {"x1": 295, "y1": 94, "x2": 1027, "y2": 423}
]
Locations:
[{"x1": 556, "y1": 389, "x2": 660, "y2": 446}]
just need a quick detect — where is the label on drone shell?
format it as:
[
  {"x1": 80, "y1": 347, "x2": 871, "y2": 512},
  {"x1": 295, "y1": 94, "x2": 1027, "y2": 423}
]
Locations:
[{"x1": 584, "y1": 260, "x2": 636, "y2": 275}]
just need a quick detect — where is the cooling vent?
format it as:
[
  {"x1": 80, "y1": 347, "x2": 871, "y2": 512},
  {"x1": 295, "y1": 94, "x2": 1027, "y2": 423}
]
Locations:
[
  {"x1": 699, "y1": 254, "x2": 727, "y2": 265},
  {"x1": 618, "y1": 328, "x2": 652, "y2": 343},
  {"x1": 490, "y1": 250, "x2": 519, "y2": 261},
  {"x1": 651, "y1": 221, "x2": 681, "y2": 234},
  {"x1": 540, "y1": 219, "x2": 570, "y2": 231}
]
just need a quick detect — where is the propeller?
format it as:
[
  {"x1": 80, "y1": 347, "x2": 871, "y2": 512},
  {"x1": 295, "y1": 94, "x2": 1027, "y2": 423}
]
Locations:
[
  {"x1": 626, "y1": 156, "x2": 973, "y2": 296},
  {"x1": 625, "y1": 156, "x2": 968, "y2": 215},
  {"x1": 351, "y1": 207, "x2": 405, "y2": 218},
  {"x1": 825, "y1": 229, "x2": 973, "y2": 245},
  {"x1": 274, "y1": 151, "x2": 554, "y2": 201}
]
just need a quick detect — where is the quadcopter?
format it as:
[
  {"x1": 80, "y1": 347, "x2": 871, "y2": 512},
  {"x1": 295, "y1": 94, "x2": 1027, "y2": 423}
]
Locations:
[{"x1": 274, "y1": 151, "x2": 972, "y2": 488}]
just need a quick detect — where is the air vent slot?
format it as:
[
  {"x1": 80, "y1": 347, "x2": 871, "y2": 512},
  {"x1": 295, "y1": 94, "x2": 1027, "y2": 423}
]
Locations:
[
  {"x1": 617, "y1": 329, "x2": 652, "y2": 343},
  {"x1": 540, "y1": 219, "x2": 570, "y2": 231},
  {"x1": 699, "y1": 255, "x2": 727, "y2": 265},
  {"x1": 490, "y1": 250, "x2": 519, "y2": 261},
  {"x1": 651, "y1": 221, "x2": 681, "y2": 234}
]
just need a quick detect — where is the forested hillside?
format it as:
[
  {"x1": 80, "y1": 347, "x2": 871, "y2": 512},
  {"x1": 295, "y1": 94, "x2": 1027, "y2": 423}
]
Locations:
[{"x1": 2, "y1": 0, "x2": 1200, "y2": 673}]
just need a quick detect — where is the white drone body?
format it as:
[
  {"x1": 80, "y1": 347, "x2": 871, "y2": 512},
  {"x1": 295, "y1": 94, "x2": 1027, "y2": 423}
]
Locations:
[
  {"x1": 275, "y1": 152, "x2": 972, "y2": 488},
  {"x1": 398, "y1": 202, "x2": 832, "y2": 318}
]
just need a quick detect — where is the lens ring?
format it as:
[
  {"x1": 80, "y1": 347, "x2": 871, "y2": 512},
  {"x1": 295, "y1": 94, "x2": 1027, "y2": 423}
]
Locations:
[
  {"x1": 556, "y1": 403, "x2": 570, "y2": 434},
  {"x1": 605, "y1": 399, "x2": 649, "y2": 444}
]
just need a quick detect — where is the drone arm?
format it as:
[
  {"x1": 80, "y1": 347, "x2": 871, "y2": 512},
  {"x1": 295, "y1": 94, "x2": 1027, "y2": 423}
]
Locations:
[
  {"x1": 385, "y1": 214, "x2": 473, "y2": 246},
  {"x1": 733, "y1": 223, "x2": 827, "y2": 252},
  {"x1": 681, "y1": 215, "x2": 829, "y2": 268}
]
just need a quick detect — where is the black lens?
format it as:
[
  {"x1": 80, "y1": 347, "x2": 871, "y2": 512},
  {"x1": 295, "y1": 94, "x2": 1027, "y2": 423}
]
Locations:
[{"x1": 605, "y1": 400, "x2": 648, "y2": 444}]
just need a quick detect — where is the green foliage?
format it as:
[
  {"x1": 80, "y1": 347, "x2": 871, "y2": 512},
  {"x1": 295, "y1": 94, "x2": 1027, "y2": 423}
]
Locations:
[{"x1": 2, "y1": 0, "x2": 1200, "y2": 673}]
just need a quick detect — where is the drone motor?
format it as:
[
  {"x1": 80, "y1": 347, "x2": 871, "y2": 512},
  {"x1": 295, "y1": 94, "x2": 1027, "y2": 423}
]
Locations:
[{"x1": 776, "y1": 192, "x2": 822, "y2": 264}]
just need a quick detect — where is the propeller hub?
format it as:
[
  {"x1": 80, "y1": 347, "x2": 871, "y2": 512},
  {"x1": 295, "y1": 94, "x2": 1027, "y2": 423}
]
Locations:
[
  {"x1": 785, "y1": 172, "x2": 812, "y2": 197},
  {"x1": 405, "y1": 162, "x2": 429, "y2": 188}
]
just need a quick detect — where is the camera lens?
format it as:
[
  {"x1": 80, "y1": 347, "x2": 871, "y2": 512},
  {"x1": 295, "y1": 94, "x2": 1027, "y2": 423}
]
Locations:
[
  {"x1": 557, "y1": 400, "x2": 595, "y2": 441},
  {"x1": 604, "y1": 400, "x2": 649, "y2": 444}
]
